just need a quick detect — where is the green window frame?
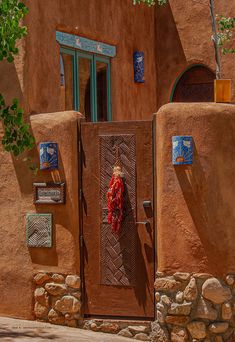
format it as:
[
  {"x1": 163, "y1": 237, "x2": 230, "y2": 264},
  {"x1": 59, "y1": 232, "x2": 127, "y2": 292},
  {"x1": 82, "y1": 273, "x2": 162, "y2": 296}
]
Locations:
[{"x1": 60, "y1": 47, "x2": 112, "y2": 122}]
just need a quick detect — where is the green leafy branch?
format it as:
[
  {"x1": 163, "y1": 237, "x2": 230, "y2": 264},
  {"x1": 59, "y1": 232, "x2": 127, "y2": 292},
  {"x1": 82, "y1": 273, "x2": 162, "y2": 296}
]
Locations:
[
  {"x1": 0, "y1": 95, "x2": 34, "y2": 156},
  {"x1": 0, "y1": 0, "x2": 35, "y2": 157},
  {"x1": 217, "y1": 15, "x2": 235, "y2": 54}
]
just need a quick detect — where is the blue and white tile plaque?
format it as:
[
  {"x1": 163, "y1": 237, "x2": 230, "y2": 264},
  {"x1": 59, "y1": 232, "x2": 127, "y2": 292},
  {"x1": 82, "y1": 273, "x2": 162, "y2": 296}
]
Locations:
[
  {"x1": 172, "y1": 136, "x2": 193, "y2": 165},
  {"x1": 133, "y1": 51, "x2": 145, "y2": 83},
  {"x1": 40, "y1": 142, "x2": 58, "y2": 170}
]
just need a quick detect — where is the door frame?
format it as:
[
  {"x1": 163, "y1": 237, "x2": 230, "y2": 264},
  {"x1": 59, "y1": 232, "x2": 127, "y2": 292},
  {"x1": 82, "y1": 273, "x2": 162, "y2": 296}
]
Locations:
[{"x1": 78, "y1": 119, "x2": 157, "y2": 319}]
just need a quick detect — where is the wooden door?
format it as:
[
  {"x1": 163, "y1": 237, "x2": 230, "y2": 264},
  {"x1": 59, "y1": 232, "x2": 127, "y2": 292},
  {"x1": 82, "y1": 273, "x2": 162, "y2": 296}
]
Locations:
[
  {"x1": 81, "y1": 121, "x2": 155, "y2": 319},
  {"x1": 172, "y1": 65, "x2": 215, "y2": 102}
]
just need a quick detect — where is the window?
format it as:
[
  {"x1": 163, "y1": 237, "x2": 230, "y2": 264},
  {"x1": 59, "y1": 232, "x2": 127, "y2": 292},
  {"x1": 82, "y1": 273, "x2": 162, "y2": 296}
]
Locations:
[{"x1": 60, "y1": 48, "x2": 112, "y2": 122}]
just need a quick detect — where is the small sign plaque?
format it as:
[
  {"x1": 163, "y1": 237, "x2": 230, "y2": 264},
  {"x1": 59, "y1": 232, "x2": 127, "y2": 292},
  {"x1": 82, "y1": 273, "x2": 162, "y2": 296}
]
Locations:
[{"x1": 33, "y1": 182, "x2": 65, "y2": 204}]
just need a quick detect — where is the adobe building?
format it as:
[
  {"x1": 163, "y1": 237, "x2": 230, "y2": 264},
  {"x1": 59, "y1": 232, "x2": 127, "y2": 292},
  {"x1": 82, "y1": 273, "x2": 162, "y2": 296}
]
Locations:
[{"x1": 1, "y1": 1, "x2": 235, "y2": 341}]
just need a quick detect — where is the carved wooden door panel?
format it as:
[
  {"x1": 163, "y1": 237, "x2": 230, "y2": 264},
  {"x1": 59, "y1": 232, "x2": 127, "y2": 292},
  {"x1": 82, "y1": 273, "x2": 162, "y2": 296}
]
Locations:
[{"x1": 81, "y1": 121, "x2": 154, "y2": 318}]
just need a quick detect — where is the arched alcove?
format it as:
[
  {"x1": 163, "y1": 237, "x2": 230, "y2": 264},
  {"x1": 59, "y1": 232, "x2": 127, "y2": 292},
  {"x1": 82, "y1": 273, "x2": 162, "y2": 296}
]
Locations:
[{"x1": 171, "y1": 65, "x2": 215, "y2": 102}]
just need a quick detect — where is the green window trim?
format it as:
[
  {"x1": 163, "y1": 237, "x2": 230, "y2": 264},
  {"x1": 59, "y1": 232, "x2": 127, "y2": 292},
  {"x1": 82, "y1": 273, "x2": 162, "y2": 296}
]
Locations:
[{"x1": 60, "y1": 47, "x2": 112, "y2": 122}]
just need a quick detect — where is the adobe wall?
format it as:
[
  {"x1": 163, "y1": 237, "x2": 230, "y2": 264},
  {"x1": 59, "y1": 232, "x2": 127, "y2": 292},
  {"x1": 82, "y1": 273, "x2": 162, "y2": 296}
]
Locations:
[
  {"x1": 0, "y1": 111, "x2": 81, "y2": 319},
  {"x1": 156, "y1": 102, "x2": 235, "y2": 277},
  {"x1": 0, "y1": 0, "x2": 157, "y2": 121},
  {"x1": 156, "y1": 0, "x2": 235, "y2": 107}
]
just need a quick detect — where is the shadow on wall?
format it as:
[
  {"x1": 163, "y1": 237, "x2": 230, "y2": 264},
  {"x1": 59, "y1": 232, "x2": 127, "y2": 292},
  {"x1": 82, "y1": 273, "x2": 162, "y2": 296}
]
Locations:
[
  {"x1": 155, "y1": 2, "x2": 187, "y2": 108},
  {"x1": 11, "y1": 120, "x2": 79, "y2": 272},
  {"x1": 175, "y1": 138, "x2": 235, "y2": 276}
]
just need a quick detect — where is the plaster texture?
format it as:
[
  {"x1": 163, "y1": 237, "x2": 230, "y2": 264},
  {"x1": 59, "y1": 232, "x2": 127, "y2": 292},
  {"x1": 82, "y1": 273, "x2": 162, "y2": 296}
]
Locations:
[
  {"x1": 0, "y1": 111, "x2": 82, "y2": 319},
  {"x1": 0, "y1": 0, "x2": 157, "y2": 121},
  {"x1": 156, "y1": 103, "x2": 235, "y2": 276},
  {"x1": 156, "y1": 0, "x2": 235, "y2": 107}
]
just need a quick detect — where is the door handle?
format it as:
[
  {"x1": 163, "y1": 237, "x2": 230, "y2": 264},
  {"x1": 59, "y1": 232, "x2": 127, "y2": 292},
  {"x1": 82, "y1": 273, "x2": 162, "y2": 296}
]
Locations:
[{"x1": 136, "y1": 221, "x2": 150, "y2": 229}]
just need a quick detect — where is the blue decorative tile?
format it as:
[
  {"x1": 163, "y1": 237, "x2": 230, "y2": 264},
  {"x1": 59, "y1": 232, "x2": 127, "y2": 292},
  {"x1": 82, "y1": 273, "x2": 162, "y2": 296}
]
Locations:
[
  {"x1": 133, "y1": 51, "x2": 145, "y2": 83},
  {"x1": 172, "y1": 136, "x2": 193, "y2": 165},
  {"x1": 40, "y1": 142, "x2": 58, "y2": 170},
  {"x1": 56, "y1": 31, "x2": 116, "y2": 58}
]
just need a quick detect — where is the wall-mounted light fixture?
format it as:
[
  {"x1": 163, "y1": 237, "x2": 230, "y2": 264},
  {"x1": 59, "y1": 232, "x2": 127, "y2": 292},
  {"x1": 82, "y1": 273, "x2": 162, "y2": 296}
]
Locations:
[
  {"x1": 172, "y1": 136, "x2": 193, "y2": 165},
  {"x1": 40, "y1": 142, "x2": 58, "y2": 170},
  {"x1": 133, "y1": 51, "x2": 144, "y2": 83}
]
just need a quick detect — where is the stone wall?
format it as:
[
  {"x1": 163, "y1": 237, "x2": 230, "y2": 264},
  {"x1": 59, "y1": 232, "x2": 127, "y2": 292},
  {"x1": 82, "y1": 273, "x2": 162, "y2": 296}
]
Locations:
[
  {"x1": 34, "y1": 272, "x2": 81, "y2": 327},
  {"x1": 151, "y1": 273, "x2": 235, "y2": 342}
]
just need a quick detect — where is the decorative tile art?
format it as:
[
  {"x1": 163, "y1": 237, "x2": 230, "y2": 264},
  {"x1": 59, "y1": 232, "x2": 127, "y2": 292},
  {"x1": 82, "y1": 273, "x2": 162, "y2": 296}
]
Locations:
[
  {"x1": 39, "y1": 142, "x2": 58, "y2": 170},
  {"x1": 133, "y1": 51, "x2": 145, "y2": 83},
  {"x1": 100, "y1": 135, "x2": 137, "y2": 286},
  {"x1": 172, "y1": 135, "x2": 193, "y2": 165},
  {"x1": 26, "y1": 213, "x2": 52, "y2": 248},
  {"x1": 56, "y1": 31, "x2": 116, "y2": 58},
  {"x1": 33, "y1": 182, "x2": 65, "y2": 204}
]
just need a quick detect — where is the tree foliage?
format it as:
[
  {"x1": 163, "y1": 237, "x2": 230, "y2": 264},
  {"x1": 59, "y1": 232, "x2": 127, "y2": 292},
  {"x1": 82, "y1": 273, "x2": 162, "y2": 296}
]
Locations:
[
  {"x1": 217, "y1": 15, "x2": 235, "y2": 54},
  {"x1": 0, "y1": 0, "x2": 34, "y2": 156}
]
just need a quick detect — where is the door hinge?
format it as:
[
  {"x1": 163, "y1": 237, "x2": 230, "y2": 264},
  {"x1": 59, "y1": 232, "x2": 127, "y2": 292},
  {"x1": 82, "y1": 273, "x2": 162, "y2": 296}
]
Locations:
[
  {"x1": 79, "y1": 188, "x2": 83, "y2": 201},
  {"x1": 80, "y1": 235, "x2": 84, "y2": 249}
]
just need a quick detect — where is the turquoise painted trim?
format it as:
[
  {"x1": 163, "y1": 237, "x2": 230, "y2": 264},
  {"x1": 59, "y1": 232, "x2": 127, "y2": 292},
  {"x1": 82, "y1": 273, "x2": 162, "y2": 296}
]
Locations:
[
  {"x1": 170, "y1": 64, "x2": 214, "y2": 102},
  {"x1": 59, "y1": 46, "x2": 112, "y2": 122},
  {"x1": 94, "y1": 55, "x2": 112, "y2": 122},
  {"x1": 56, "y1": 31, "x2": 116, "y2": 58},
  {"x1": 60, "y1": 47, "x2": 78, "y2": 110},
  {"x1": 76, "y1": 52, "x2": 93, "y2": 116}
]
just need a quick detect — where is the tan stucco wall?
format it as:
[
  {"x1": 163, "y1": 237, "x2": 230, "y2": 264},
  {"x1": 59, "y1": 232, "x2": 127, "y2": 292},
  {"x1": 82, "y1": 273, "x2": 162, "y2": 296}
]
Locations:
[
  {"x1": 156, "y1": 0, "x2": 235, "y2": 107},
  {"x1": 0, "y1": 111, "x2": 81, "y2": 319},
  {"x1": 0, "y1": 0, "x2": 157, "y2": 121},
  {"x1": 156, "y1": 103, "x2": 235, "y2": 277}
]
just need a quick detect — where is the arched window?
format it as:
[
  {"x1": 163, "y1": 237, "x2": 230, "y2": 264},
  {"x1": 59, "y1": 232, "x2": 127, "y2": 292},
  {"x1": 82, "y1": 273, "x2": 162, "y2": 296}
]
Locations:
[{"x1": 171, "y1": 65, "x2": 215, "y2": 102}]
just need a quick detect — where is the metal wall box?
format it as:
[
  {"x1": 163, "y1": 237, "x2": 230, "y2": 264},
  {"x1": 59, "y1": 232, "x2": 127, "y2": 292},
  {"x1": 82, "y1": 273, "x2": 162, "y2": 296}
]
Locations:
[
  {"x1": 33, "y1": 182, "x2": 65, "y2": 204},
  {"x1": 26, "y1": 213, "x2": 52, "y2": 248}
]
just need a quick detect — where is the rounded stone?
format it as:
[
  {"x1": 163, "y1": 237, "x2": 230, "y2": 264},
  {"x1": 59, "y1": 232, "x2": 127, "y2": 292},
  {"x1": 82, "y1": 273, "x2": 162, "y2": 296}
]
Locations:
[
  {"x1": 195, "y1": 297, "x2": 217, "y2": 320},
  {"x1": 184, "y1": 277, "x2": 198, "y2": 301},
  {"x1": 222, "y1": 302, "x2": 232, "y2": 320},
  {"x1": 173, "y1": 273, "x2": 191, "y2": 282},
  {"x1": 134, "y1": 333, "x2": 149, "y2": 341},
  {"x1": 150, "y1": 321, "x2": 169, "y2": 342},
  {"x1": 34, "y1": 287, "x2": 49, "y2": 307},
  {"x1": 176, "y1": 292, "x2": 184, "y2": 303},
  {"x1": 65, "y1": 275, "x2": 81, "y2": 289},
  {"x1": 157, "y1": 310, "x2": 165, "y2": 324},
  {"x1": 34, "y1": 273, "x2": 51, "y2": 285},
  {"x1": 209, "y1": 322, "x2": 229, "y2": 334},
  {"x1": 154, "y1": 277, "x2": 182, "y2": 292},
  {"x1": 99, "y1": 322, "x2": 119, "y2": 334},
  {"x1": 52, "y1": 274, "x2": 65, "y2": 284},
  {"x1": 54, "y1": 295, "x2": 81, "y2": 314},
  {"x1": 72, "y1": 291, "x2": 81, "y2": 300},
  {"x1": 128, "y1": 326, "x2": 148, "y2": 334},
  {"x1": 155, "y1": 292, "x2": 161, "y2": 302},
  {"x1": 48, "y1": 309, "x2": 65, "y2": 325},
  {"x1": 226, "y1": 275, "x2": 234, "y2": 286},
  {"x1": 168, "y1": 302, "x2": 192, "y2": 316},
  {"x1": 165, "y1": 315, "x2": 189, "y2": 326},
  {"x1": 202, "y1": 278, "x2": 232, "y2": 304},
  {"x1": 34, "y1": 302, "x2": 49, "y2": 319},
  {"x1": 45, "y1": 283, "x2": 67, "y2": 296},
  {"x1": 171, "y1": 326, "x2": 188, "y2": 342},
  {"x1": 118, "y1": 329, "x2": 133, "y2": 338},
  {"x1": 161, "y1": 295, "x2": 171, "y2": 306},
  {"x1": 187, "y1": 321, "x2": 206, "y2": 339},
  {"x1": 90, "y1": 322, "x2": 99, "y2": 332}
]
